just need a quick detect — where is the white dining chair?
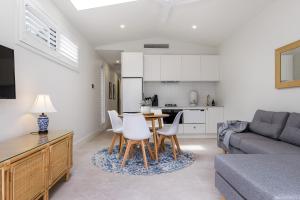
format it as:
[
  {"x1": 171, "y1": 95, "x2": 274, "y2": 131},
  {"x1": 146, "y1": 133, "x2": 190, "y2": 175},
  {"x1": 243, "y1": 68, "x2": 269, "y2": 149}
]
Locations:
[
  {"x1": 121, "y1": 113, "x2": 154, "y2": 169},
  {"x1": 147, "y1": 108, "x2": 164, "y2": 129},
  {"x1": 107, "y1": 110, "x2": 124, "y2": 157},
  {"x1": 157, "y1": 111, "x2": 183, "y2": 160}
]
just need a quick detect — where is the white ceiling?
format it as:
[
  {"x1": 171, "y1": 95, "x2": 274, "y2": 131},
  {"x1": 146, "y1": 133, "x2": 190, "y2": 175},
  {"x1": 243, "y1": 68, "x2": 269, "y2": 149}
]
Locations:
[{"x1": 52, "y1": 0, "x2": 274, "y2": 47}]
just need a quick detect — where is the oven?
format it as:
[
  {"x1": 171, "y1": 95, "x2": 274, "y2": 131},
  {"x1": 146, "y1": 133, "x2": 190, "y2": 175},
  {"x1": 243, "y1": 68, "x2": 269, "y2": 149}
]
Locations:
[{"x1": 162, "y1": 109, "x2": 184, "y2": 124}]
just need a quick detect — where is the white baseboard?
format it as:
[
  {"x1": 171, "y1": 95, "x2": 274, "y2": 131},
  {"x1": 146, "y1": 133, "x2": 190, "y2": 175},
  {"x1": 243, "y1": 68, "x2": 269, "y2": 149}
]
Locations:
[
  {"x1": 74, "y1": 127, "x2": 107, "y2": 148},
  {"x1": 176, "y1": 134, "x2": 217, "y2": 139}
]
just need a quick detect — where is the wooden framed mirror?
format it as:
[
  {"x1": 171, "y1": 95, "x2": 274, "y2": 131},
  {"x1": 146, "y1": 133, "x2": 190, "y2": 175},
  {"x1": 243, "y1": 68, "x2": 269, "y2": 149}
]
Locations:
[{"x1": 276, "y1": 40, "x2": 300, "y2": 89}]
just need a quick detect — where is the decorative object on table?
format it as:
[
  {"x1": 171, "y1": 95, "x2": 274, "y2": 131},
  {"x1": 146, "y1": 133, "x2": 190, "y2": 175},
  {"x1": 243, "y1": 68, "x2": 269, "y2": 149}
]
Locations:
[
  {"x1": 91, "y1": 143, "x2": 195, "y2": 176},
  {"x1": 140, "y1": 99, "x2": 152, "y2": 114},
  {"x1": 109, "y1": 82, "x2": 112, "y2": 99},
  {"x1": 212, "y1": 99, "x2": 216, "y2": 106},
  {"x1": 31, "y1": 94, "x2": 57, "y2": 134},
  {"x1": 189, "y1": 90, "x2": 198, "y2": 107}
]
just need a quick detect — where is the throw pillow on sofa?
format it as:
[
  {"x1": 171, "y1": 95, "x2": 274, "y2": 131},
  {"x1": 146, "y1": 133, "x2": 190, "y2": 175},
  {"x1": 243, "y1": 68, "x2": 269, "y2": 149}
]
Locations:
[
  {"x1": 280, "y1": 113, "x2": 300, "y2": 146},
  {"x1": 249, "y1": 110, "x2": 289, "y2": 139}
]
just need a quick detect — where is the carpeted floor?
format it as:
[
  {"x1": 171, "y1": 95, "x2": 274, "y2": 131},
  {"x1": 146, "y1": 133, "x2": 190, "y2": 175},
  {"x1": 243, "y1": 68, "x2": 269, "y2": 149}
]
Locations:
[{"x1": 50, "y1": 132, "x2": 223, "y2": 200}]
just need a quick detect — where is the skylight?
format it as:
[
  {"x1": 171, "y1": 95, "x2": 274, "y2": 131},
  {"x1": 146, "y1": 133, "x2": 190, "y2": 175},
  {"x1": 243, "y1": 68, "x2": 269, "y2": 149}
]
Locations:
[{"x1": 70, "y1": 0, "x2": 137, "y2": 10}]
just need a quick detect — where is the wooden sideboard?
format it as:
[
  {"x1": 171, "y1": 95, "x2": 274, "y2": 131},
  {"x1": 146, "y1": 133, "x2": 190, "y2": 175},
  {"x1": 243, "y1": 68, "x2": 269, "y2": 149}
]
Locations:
[{"x1": 0, "y1": 131, "x2": 73, "y2": 200}]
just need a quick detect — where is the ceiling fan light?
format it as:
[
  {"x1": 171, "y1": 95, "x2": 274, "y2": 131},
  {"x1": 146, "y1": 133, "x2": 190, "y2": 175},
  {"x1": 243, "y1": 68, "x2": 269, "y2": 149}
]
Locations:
[{"x1": 70, "y1": 0, "x2": 138, "y2": 10}]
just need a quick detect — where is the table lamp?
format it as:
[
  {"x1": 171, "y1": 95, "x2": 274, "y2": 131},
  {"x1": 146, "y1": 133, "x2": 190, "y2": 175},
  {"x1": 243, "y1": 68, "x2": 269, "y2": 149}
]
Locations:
[{"x1": 31, "y1": 94, "x2": 57, "y2": 134}]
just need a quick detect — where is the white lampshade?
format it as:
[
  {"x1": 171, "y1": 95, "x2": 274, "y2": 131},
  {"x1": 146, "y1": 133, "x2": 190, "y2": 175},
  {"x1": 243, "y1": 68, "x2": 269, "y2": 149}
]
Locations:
[{"x1": 31, "y1": 95, "x2": 57, "y2": 114}]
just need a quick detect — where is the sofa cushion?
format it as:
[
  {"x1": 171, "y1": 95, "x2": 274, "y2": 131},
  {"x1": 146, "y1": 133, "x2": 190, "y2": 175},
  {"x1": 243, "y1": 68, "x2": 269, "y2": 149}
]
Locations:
[
  {"x1": 280, "y1": 113, "x2": 300, "y2": 146},
  {"x1": 215, "y1": 154, "x2": 300, "y2": 200},
  {"x1": 249, "y1": 110, "x2": 289, "y2": 139},
  {"x1": 239, "y1": 137, "x2": 300, "y2": 154},
  {"x1": 230, "y1": 132, "x2": 268, "y2": 150}
]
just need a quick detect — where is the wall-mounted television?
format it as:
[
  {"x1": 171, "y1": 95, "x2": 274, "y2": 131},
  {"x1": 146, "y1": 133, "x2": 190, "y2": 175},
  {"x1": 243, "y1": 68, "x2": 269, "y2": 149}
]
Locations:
[{"x1": 0, "y1": 45, "x2": 16, "y2": 99}]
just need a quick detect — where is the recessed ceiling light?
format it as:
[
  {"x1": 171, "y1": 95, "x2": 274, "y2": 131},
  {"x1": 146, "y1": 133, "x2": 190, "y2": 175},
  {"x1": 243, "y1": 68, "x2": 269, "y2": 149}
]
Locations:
[
  {"x1": 192, "y1": 25, "x2": 197, "y2": 29},
  {"x1": 116, "y1": 60, "x2": 120, "y2": 64},
  {"x1": 70, "y1": 0, "x2": 137, "y2": 10},
  {"x1": 120, "y1": 24, "x2": 126, "y2": 29}
]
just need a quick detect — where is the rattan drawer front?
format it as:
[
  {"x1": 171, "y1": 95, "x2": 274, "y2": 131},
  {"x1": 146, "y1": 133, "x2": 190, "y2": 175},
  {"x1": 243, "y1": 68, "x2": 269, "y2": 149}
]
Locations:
[
  {"x1": 0, "y1": 168, "x2": 2, "y2": 200},
  {"x1": 49, "y1": 139, "x2": 69, "y2": 185},
  {"x1": 11, "y1": 151, "x2": 46, "y2": 200}
]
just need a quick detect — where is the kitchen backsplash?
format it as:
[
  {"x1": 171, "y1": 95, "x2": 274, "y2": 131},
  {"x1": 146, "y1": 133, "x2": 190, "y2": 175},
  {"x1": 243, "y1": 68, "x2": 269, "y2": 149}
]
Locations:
[{"x1": 144, "y1": 82, "x2": 217, "y2": 107}]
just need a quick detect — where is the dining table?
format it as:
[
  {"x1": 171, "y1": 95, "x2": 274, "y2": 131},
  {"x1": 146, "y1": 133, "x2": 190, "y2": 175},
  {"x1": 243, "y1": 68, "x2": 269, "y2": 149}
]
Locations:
[{"x1": 119, "y1": 113, "x2": 169, "y2": 161}]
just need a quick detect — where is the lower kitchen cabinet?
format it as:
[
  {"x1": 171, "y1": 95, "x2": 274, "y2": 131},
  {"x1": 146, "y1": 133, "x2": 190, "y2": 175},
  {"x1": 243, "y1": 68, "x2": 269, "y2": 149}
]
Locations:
[
  {"x1": 184, "y1": 124, "x2": 206, "y2": 134},
  {"x1": 206, "y1": 107, "x2": 224, "y2": 134}
]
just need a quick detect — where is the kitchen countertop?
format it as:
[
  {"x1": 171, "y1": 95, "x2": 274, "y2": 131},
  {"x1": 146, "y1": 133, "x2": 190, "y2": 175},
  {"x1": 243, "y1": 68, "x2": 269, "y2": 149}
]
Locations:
[{"x1": 154, "y1": 106, "x2": 224, "y2": 110}]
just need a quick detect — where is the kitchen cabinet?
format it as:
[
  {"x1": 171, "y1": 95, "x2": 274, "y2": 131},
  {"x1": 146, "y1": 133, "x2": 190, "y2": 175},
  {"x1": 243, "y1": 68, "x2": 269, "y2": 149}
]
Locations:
[
  {"x1": 183, "y1": 109, "x2": 206, "y2": 124},
  {"x1": 200, "y1": 55, "x2": 220, "y2": 81},
  {"x1": 206, "y1": 107, "x2": 224, "y2": 134},
  {"x1": 144, "y1": 55, "x2": 161, "y2": 81},
  {"x1": 184, "y1": 124, "x2": 206, "y2": 134},
  {"x1": 160, "y1": 55, "x2": 181, "y2": 81},
  {"x1": 181, "y1": 55, "x2": 201, "y2": 81},
  {"x1": 121, "y1": 52, "x2": 143, "y2": 77}
]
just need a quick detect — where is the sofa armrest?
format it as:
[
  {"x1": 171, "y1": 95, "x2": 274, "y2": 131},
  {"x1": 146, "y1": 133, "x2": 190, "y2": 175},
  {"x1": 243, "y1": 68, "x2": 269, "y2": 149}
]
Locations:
[{"x1": 216, "y1": 121, "x2": 250, "y2": 150}]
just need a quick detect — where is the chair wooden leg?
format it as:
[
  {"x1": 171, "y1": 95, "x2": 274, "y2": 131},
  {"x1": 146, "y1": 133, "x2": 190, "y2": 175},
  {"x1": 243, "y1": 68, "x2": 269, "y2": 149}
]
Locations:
[
  {"x1": 118, "y1": 135, "x2": 124, "y2": 159},
  {"x1": 118, "y1": 134, "x2": 122, "y2": 151},
  {"x1": 157, "y1": 135, "x2": 163, "y2": 152},
  {"x1": 161, "y1": 137, "x2": 166, "y2": 151},
  {"x1": 141, "y1": 140, "x2": 148, "y2": 169},
  {"x1": 220, "y1": 196, "x2": 226, "y2": 200},
  {"x1": 174, "y1": 135, "x2": 181, "y2": 153},
  {"x1": 121, "y1": 140, "x2": 132, "y2": 167},
  {"x1": 109, "y1": 134, "x2": 118, "y2": 155},
  {"x1": 146, "y1": 140, "x2": 154, "y2": 160},
  {"x1": 171, "y1": 136, "x2": 177, "y2": 160}
]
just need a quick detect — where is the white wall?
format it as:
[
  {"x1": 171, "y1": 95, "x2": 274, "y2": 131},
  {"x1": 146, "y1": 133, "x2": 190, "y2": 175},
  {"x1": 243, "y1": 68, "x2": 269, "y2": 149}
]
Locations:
[
  {"x1": 144, "y1": 82, "x2": 217, "y2": 107},
  {"x1": 97, "y1": 37, "x2": 218, "y2": 55},
  {"x1": 217, "y1": 0, "x2": 300, "y2": 121},
  {"x1": 0, "y1": 0, "x2": 104, "y2": 143}
]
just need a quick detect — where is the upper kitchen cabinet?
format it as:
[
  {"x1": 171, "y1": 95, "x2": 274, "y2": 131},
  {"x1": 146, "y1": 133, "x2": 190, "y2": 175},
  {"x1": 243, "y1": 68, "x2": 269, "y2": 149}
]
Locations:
[
  {"x1": 181, "y1": 55, "x2": 201, "y2": 81},
  {"x1": 144, "y1": 55, "x2": 161, "y2": 81},
  {"x1": 160, "y1": 55, "x2": 182, "y2": 81},
  {"x1": 200, "y1": 55, "x2": 220, "y2": 81},
  {"x1": 121, "y1": 52, "x2": 143, "y2": 77}
]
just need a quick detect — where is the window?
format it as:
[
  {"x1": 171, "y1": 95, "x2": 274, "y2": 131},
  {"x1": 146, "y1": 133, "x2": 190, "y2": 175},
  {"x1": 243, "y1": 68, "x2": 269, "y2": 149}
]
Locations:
[
  {"x1": 59, "y1": 34, "x2": 78, "y2": 63},
  {"x1": 100, "y1": 66, "x2": 106, "y2": 124},
  {"x1": 19, "y1": 0, "x2": 79, "y2": 70},
  {"x1": 24, "y1": 3, "x2": 57, "y2": 50}
]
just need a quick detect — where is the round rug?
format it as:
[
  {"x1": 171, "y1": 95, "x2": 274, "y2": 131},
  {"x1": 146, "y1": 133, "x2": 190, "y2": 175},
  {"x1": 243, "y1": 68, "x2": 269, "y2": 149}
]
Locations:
[{"x1": 91, "y1": 144, "x2": 195, "y2": 176}]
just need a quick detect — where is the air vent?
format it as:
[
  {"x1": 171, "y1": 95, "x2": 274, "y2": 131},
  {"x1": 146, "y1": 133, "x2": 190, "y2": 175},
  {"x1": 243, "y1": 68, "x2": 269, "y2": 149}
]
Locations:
[{"x1": 144, "y1": 44, "x2": 169, "y2": 49}]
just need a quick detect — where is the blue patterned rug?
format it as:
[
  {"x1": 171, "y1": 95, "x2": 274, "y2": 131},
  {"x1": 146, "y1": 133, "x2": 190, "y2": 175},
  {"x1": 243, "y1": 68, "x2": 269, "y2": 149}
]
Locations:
[{"x1": 91, "y1": 144, "x2": 195, "y2": 176}]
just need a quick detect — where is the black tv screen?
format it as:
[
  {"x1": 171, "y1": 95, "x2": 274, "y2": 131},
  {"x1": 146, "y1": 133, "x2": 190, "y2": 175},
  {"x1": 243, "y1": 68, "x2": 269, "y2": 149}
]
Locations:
[{"x1": 0, "y1": 45, "x2": 16, "y2": 99}]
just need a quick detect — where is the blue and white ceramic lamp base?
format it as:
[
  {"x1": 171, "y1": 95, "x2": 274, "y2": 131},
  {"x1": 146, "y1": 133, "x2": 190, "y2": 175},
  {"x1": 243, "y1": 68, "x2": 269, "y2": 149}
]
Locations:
[{"x1": 38, "y1": 113, "x2": 49, "y2": 134}]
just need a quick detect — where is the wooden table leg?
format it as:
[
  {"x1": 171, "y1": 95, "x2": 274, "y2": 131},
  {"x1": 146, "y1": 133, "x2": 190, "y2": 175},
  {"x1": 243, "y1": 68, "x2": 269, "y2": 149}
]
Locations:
[
  {"x1": 152, "y1": 119, "x2": 158, "y2": 161},
  {"x1": 158, "y1": 118, "x2": 163, "y2": 129}
]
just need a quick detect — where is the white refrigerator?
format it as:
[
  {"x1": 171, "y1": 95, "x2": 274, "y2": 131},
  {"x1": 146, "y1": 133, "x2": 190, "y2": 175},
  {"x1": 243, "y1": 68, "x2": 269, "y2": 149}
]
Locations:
[{"x1": 122, "y1": 78, "x2": 143, "y2": 113}]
